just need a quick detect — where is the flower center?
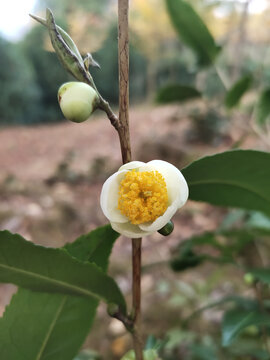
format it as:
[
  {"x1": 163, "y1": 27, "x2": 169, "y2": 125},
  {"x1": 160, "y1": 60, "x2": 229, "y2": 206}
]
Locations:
[{"x1": 118, "y1": 170, "x2": 168, "y2": 225}]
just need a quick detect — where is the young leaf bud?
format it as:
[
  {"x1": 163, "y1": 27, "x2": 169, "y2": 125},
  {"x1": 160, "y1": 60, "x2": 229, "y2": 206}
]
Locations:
[{"x1": 58, "y1": 82, "x2": 99, "y2": 123}]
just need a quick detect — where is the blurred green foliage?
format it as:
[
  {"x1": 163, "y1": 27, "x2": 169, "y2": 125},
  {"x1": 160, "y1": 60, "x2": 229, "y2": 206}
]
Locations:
[
  {"x1": 20, "y1": 26, "x2": 69, "y2": 123},
  {"x1": 0, "y1": 36, "x2": 41, "y2": 125},
  {"x1": 92, "y1": 24, "x2": 147, "y2": 104}
]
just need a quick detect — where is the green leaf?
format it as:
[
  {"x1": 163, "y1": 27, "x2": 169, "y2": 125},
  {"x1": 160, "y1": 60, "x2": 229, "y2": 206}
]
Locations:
[
  {"x1": 222, "y1": 309, "x2": 270, "y2": 346},
  {"x1": 166, "y1": 0, "x2": 221, "y2": 66},
  {"x1": 225, "y1": 75, "x2": 252, "y2": 109},
  {"x1": 170, "y1": 229, "x2": 256, "y2": 272},
  {"x1": 0, "y1": 230, "x2": 125, "y2": 310},
  {"x1": 0, "y1": 225, "x2": 120, "y2": 360},
  {"x1": 182, "y1": 150, "x2": 270, "y2": 216},
  {"x1": 156, "y1": 84, "x2": 201, "y2": 104},
  {"x1": 249, "y1": 268, "x2": 270, "y2": 284},
  {"x1": 170, "y1": 248, "x2": 204, "y2": 272},
  {"x1": 255, "y1": 88, "x2": 270, "y2": 126},
  {"x1": 64, "y1": 225, "x2": 117, "y2": 266}
]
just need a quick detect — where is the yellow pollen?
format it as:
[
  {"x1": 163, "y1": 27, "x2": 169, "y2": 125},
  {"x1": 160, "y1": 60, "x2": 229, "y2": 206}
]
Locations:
[{"x1": 118, "y1": 170, "x2": 168, "y2": 225}]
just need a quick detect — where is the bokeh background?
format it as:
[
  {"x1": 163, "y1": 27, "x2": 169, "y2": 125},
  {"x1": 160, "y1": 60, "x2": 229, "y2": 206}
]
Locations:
[{"x1": 1, "y1": 0, "x2": 270, "y2": 359}]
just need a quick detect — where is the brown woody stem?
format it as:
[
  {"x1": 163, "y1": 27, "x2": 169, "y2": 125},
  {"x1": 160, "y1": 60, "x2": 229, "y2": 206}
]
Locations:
[
  {"x1": 118, "y1": 1, "x2": 143, "y2": 359},
  {"x1": 118, "y1": 0, "x2": 132, "y2": 164},
  {"x1": 131, "y1": 238, "x2": 143, "y2": 359}
]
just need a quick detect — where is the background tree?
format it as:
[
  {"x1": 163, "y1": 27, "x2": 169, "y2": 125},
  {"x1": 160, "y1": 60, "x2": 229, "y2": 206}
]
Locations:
[{"x1": 0, "y1": 36, "x2": 41, "y2": 125}]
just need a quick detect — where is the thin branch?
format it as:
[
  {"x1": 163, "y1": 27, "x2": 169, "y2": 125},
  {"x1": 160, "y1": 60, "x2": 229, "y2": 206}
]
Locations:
[
  {"x1": 118, "y1": 1, "x2": 143, "y2": 359},
  {"x1": 118, "y1": 0, "x2": 132, "y2": 164},
  {"x1": 131, "y1": 238, "x2": 143, "y2": 359}
]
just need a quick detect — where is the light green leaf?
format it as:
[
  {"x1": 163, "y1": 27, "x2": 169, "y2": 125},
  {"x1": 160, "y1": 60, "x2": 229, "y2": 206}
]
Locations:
[
  {"x1": 225, "y1": 75, "x2": 252, "y2": 109},
  {"x1": 222, "y1": 309, "x2": 270, "y2": 346},
  {"x1": 0, "y1": 230, "x2": 126, "y2": 310},
  {"x1": 0, "y1": 226, "x2": 120, "y2": 360},
  {"x1": 182, "y1": 150, "x2": 270, "y2": 216},
  {"x1": 246, "y1": 212, "x2": 270, "y2": 233},
  {"x1": 166, "y1": 0, "x2": 221, "y2": 66},
  {"x1": 255, "y1": 88, "x2": 270, "y2": 126},
  {"x1": 156, "y1": 84, "x2": 201, "y2": 104},
  {"x1": 121, "y1": 349, "x2": 159, "y2": 360}
]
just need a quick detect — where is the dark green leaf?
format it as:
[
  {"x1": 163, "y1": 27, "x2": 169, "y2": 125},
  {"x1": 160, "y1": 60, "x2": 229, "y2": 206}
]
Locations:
[
  {"x1": 182, "y1": 150, "x2": 270, "y2": 216},
  {"x1": 64, "y1": 225, "x2": 118, "y2": 266},
  {"x1": 170, "y1": 249, "x2": 204, "y2": 272},
  {"x1": 0, "y1": 230, "x2": 126, "y2": 310},
  {"x1": 222, "y1": 309, "x2": 270, "y2": 346},
  {"x1": 225, "y1": 75, "x2": 252, "y2": 109},
  {"x1": 156, "y1": 84, "x2": 201, "y2": 104},
  {"x1": 0, "y1": 290, "x2": 94, "y2": 360},
  {"x1": 170, "y1": 229, "x2": 256, "y2": 271},
  {"x1": 256, "y1": 88, "x2": 270, "y2": 126},
  {"x1": 166, "y1": 0, "x2": 221, "y2": 66},
  {"x1": 0, "y1": 225, "x2": 119, "y2": 360},
  {"x1": 249, "y1": 268, "x2": 270, "y2": 284}
]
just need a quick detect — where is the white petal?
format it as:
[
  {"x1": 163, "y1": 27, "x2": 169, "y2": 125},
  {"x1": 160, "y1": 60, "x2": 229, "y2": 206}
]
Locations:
[
  {"x1": 111, "y1": 221, "x2": 152, "y2": 238},
  {"x1": 100, "y1": 170, "x2": 129, "y2": 223},
  {"x1": 119, "y1": 161, "x2": 145, "y2": 171},
  {"x1": 138, "y1": 200, "x2": 178, "y2": 232},
  {"x1": 146, "y1": 160, "x2": 189, "y2": 208}
]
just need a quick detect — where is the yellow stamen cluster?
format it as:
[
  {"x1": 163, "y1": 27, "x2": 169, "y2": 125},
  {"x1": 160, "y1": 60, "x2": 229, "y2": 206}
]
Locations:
[{"x1": 118, "y1": 170, "x2": 168, "y2": 225}]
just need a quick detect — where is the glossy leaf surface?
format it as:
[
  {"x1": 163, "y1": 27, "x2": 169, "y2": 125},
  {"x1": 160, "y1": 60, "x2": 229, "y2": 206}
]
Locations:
[{"x1": 182, "y1": 150, "x2": 270, "y2": 216}]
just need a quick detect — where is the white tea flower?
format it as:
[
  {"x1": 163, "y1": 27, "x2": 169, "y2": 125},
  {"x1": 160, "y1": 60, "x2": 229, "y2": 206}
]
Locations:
[{"x1": 100, "y1": 160, "x2": 189, "y2": 238}]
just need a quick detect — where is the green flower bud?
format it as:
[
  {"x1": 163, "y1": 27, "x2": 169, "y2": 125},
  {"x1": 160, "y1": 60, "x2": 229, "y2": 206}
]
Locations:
[
  {"x1": 58, "y1": 82, "x2": 99, "y2": 123},
  {"x1": 158, "y1": 221, "x2": 174, "y2": 236}
]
